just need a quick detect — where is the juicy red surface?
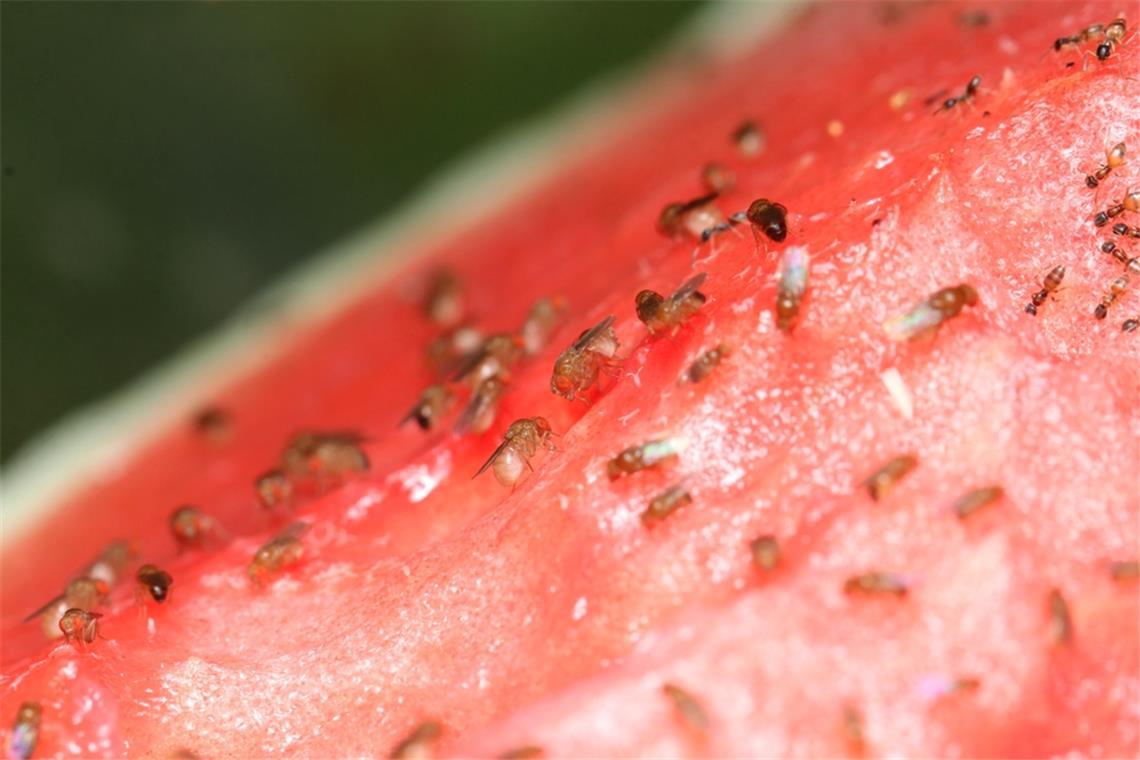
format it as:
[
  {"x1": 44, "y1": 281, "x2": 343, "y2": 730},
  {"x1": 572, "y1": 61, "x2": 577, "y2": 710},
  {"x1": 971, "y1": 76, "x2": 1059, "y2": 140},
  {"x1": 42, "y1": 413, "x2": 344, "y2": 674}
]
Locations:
[{"x1": 3, "y1": 2, "x2": 1139, "y2": 757}]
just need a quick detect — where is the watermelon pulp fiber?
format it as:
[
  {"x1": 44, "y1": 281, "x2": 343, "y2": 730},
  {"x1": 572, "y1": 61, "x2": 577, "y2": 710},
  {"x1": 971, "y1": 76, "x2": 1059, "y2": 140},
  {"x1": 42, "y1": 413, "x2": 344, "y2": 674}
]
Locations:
[{"x1": 2, "y1": 1, "x2": 1139, "y2": 757}]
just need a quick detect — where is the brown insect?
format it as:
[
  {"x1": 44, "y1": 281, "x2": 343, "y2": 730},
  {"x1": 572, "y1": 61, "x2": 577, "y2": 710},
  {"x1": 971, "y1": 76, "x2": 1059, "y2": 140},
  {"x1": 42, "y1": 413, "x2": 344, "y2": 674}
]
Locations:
[
  {"x1": 1094, "y1": 17, "x2": 1129, "y2": 61},
  {"x1": 255, "y1": 468, "x2": 293, "y2": 509},
  {"x1": 951, "y1": 485, "x2": 1004, "y2": 520},
  {"x1": 732, "y1": 120, "x2": 765, "y2": 156},
  {"x1": 844, "y1": 571, "x2": 909, "y2": 596},
  {"x1": 423, "y1": 270, "x2": 465, "y2": 328},
  {"x1": 842, "y1": 704, "x2": 866, "y2": 755},
  {"x1": 641, "y1": 485, "x2": 692, "y2": 525},
  {"x1": 685, "y1": 343, "x2": 731, "y2": 383},
  {"x1": 1093, "y1": 189, "x2": 1140, "y2": 227},
  {"x1": 1086, "y1": 142, "x2": 1126, "y2": 188},
  {"x1": 662, "y1": 683, "x2": 709, "y2": 733},
  {"x1": 25, "y1": 576, "x2": 110, "y2": 640},
  {"x1": 550, "y1": 315, "x2": 621, "y2": 402},
  {"x1": 1109, "y1": 560, "x2": 1139, "y2": 580},
  {"x1": 636, "y1": 273, "x2": 708, "y2": 336},
  {"x1": 170, "y1": 505, "x2": 225, "y2": 549},
  {"x1": 746, "y1": 198, "x2": 788, "y2": 248},
  {"x1": 658, "y1": 193, "x2": 727, "y2": 241},
  {"x1": 1100, "y1": 241, "x2": 1140, "y2": 276},
  {"x1": 883, "y1": 283, "x2": 978, "y2": 341},
  {"x1": 475, "y1": 417, "x2": 557, "y2": 487},
  {"x1": 8, "y1": 701, "x2": 41, "y2": 760},
  {"x1": 59, "y1": 608, "x2": 102, "y2": 646},
  {"x1": 497, "y1": 746, "x2": 545, "y2": 759},
  {"x1": 1024, "y1": 265, "x2": 1066, "y2": 316},
  {"x1": 1093, "y1": 275, "x2": 1129, "y2": 319},
  {"x1": 137, "y1": 564, "x2": 174, "y2": 604},
  {"x1": 776, "y1": 246, "x2": 810, "y2": 331},
  {"x1": 248, "y1": 523, "x2": 307, "y2": 587},
  {"x1": 1123, "y1": 317, "x2": 1139, "y2": 332},
  {"x1": 1113, "y1": 222, "x2": 1140, "y2": 239},
  {"x1": 403, "y1": 384, "x2": 456, "y2": 432},
  {"x1": 1047, "y1": 587, "x2": 1073, "y2": 646},
  {"x1": 862, "y1": 454, "x2": 917, "y2": 501},
  {"x1": 935, "y1": 75, "x2": 981, "y2": 113},
  {"x1": 700, "y1": 162, "x2": 736, "y2": 193},
  {"x1": 520, "y1": 295, "x2": 569, "y2": 356},
  {"x1": 750, "y1": 534, "x2": 782, "y2": 571},
  {"x1": 1053, "y1": 21, "x2": 1108, "y2": 52},
  {"x1": 425, "y1": 323, "x2": 484, "y2": 376},
  {"x1": 456, "y1": 376, "x2": 506, "y2": 435},
  {"x1": 192, "y1": 405, "x2": 231, "y2": 442},
  {"x1": 389, "y1": 720, "x2": 442, "y2": 759},
  {"x1": 281, "y1": 430, "x2": 369, "y2": 480},
  {"x1": 607, "y1": 437, "x2": 685, "y2": 479}
]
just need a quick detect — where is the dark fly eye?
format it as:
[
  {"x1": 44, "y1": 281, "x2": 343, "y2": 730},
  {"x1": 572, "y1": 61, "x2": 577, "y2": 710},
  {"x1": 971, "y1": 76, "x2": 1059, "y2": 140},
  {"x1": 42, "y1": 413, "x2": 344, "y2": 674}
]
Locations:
[{"x1": 150, "y1": 584, "x2": 168, "y2": 603}]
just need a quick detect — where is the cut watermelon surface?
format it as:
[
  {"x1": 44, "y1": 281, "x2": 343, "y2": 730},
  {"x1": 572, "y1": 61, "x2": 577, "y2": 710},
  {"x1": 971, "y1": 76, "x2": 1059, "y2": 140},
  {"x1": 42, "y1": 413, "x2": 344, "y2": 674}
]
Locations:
[{"x1": 2, "y1": 2, "x2": 1139, "y2": 758}]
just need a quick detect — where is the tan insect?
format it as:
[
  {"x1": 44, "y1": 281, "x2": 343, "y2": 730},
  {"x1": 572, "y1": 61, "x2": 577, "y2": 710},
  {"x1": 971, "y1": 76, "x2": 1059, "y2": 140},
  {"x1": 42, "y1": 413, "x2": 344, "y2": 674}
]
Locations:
[
  {"x1": 842, "y1": 704, "x2": 866, "y2": 755},
  {"x1": 750, "y1": 534, "x2": 782, "y2": 571},
  {"x1": 657, "y1": 193, "x2": 728, "y2": 241},
  {"x1": 423, "y1": 270, "x2": 465, "y2": 328},
  {"x1": 1093, "y1": 188, "x2": 1140, "y2": 227},
  {"x1": 684, "y1": 343, "x2": 731, "y2": 384},
  {"x1": 453, "y1": 333, "x2": 525, "y2": 389},
  {"x1": 84, "y1": 539, "x2": 138, "y2": 586},
  {"x1": 883, "y1": 283, "x2": 978, "y2": 341},
  {"x1": 1093, "y1": 275, "x2": 1129, "y2": 319},
  {"x1": 170, "y1": 505, "x2": 226, "y2": 549},
  {"x1": 281, "y1": 430, "x2": 369, "y2": 480},
  {"x1": 732, "y1": 119, "x2": 765, "y2": 156},
  {"x1": 844, "y1": 571, "x2": 909, "y2": 596},
  {"x1": 607, "y1": 437, "x2": 685, "y2": 479},
  {"x1": 550, "y1": 315, "x2": 621, "y2": 402},
  {"x1": 934, "y1": 74, "x2": 981, "y2": 113},
  {"x1": 662, "y1": 683, "x2": 709, "y2": 733},
  {"x1": 255, "y1": 468, "x2": 293, "y2": 509},
  {"x1": 59, "y1": 608, "x2": 103, "y2": 646},
  {"x1": 137, "y1": 564, "x2": 174, "y2": 603},
  {"x1": 456, "y1": 376, "x2": 506, "y2": 435},
  {"x1": 700, "y1": 162, "x2": 736, "y2": 193},
  {"x1": 389, "y1": 720, "x2": 442, "y2": 759},
  {"x1": 1086, "y1": 142, "x2": 1126, "y2": 188},
  {"x1": 641, "y1": 485, "x2": 692, "y2": 525},
  {"x1": 1024, "y1": 265, "x2": 1066, "y2": 316},
  {"x1": 497, "y1": 746, "x2": 545, "y2": 759},
  {"x1": 1047, "y1": 587, "x2": 1073, "y2": 646},
  {"x1": 248, "y1": 523, "x2": 307, "y2": 587},
  {"x1": 403, "y1": 383, "x2": 456, "y2": 432},
  {"x1": 1124, "y1": 317, "x2": 1140, "y2": 333},
  {"x1": 520, "y1": 295, "x2": 569, "y2": 356},
  {"x1": 636, "y1": 273, "x2": 708, "y2": 336},
  {"x1": 1113, "y1": 221, "x2": 1140, "y2": 239},
  {"x1": 775, "y1": 246, "x2": 810, "y2": 332},
  {"x1": 25, "y1": 576, "x2": 110, "y2": 640},
  {"x1": 1093, "y1": 17, "x2": 1130, "y2": 61},
  {"x1": 951, "y1": 485, "x2": 1004, "y2": 520},
  {"x1": 426, "y1": 322, "x2": 484, "y2": 376},
  {"x1": 1101, "y1": 240, "x2": 1140, "y2": 275},
  {"x1": 8, "y1": 701, "x2": 41, "y2": 760},
  {"x1": 475, "y1": 417, "x2": 557, "y2": 487},
  {"x1": 862, "y1": 454, "x2": 917, "y2": 501},
  {"x1": 1109, "y1": 560, "x2": 1139, "y2": 580}
]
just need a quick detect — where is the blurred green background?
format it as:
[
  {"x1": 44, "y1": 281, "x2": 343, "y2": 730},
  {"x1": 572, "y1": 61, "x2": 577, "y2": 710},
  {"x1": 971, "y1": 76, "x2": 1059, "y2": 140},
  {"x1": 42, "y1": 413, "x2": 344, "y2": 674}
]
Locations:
[{"x1": 1, "y1": 1, "x2": 703, "y2": 463}]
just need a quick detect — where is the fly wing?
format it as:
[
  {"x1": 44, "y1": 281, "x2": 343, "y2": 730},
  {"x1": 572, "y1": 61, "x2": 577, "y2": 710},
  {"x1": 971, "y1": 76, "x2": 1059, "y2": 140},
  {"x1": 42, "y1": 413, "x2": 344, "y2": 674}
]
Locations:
[
  {"x1": 474, "y1": 438, "x2": 511, "y2": 478},
  {"x1": 670, "y1": 273, "x2": 709, "y2": 305},
  {"x1": 883, "y1": 301, "x2": 944, "y2": 342},
  {"x1": 23, "y1": 593, "x2": 64, "y2": 623},
  {"x1": 571, "y1": 315, "x2": 617, "y2": 351}
]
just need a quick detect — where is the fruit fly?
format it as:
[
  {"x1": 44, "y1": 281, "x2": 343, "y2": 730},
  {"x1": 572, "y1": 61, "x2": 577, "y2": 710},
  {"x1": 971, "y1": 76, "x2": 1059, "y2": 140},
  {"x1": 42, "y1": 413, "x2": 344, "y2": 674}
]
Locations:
[
  {"x1": 423, "y1": 270, "x2": 465, "y2": 328},
  {"x1": 281, "y1": 430, "x2": 369, "y2": 480},
  {"x1": 685, "y1": 343, "x2": 731, "y2": 384},
  {"x1": 403, "y1": 384, "x2": 456, "y2": 432},
  {"x1": 248, "y1": 523, "x2": 308, "y2": 587},
  {"x1": 775, "y1": 246, "x2": 810, "y2": 332},
  {"x1": 1024, "y1": 265, "x2": 1066, "y2": 316},
  {"x1": 732, "y1": 119, "x2": 765, "y2": 156},
  {"x1": 59, "y1": 608, "x2": 102, "y2": 646},
  {"x1": 25, "y1": 576, "x2": 110, "y2": 640},
  {"x1": 883, "y1": 283, "x2": 979, "y2": 341},
  {"x1": 1047, "y1": 587, "x2": 1073, "y2": 646},
  {"x1": 255, "y1": 468, "x2": 293, "y2": 509},
  {"x1": 700, "y1": 162, "x2": 736, "y2": 193},
  {"x1": 1109, "y1": 560, "x2": 1139, "y2": 580},
  {"x1": 1093, "y1": 189, "x2": 1140, "y2": 227},
  {"x1": 934, "y1": 74, "x2": 981, "y2": 113},
  {"x1": 1093, "y1": 275, "x2": 1129, "y2": 319},
  {"x1": 475, "y1": 417, "x2": 556, "y2": 487},
  {"x1": 746, "y1": 198, "x2": 788, "y2": 246},
  {"x1": 137, "y1": 564, "x2": 174, "y2": 603},
  {"x1": 170, "y1": 505, "x2": 225, "y2": 549},
  {"x1": 389, "y1": 720, "x2": 442, "y2": 759},
  {"x1": 454, "y1": 333, "x2": 525, "y2": 389},
  {"x1": 192, "y1": 405, "x2": 231, "y2": 443},
  {"x1": 456, "y1": 376, "x2": 506, "y2": 435},
  {"x1": 520, "y1": 295, "x2": 569, "y2": 356},
  {"x1": 636, "y1": 273, "x2": 708, "y2": 337},
  {"x1": 952, "y1": 485, "x2": 1004, "y2": 520},
  {"x1": 550, "y1": 315, "x2": 621, "y2": 401},
  {"x1": 750, "y1": 534, "x2": 782, "y2": 571},
  {"x1": 862, "y1": 454, "x2": 917, "y2": 501},
  {"x1": 641, "y1": 485, "x2": 692, "y2": 525},
  {"x1": 1112, "y1": 222, "x2": 1140, "y2": 239},
  {"x1": 7, "y1": 701, "x2": 41, "y2": 760},
  {"x1": 1123, "y1": 317, "x2": 1139, "y2": 332},
  {"x1": 426, "y1": 323, "x2": 483, "y2": 376},
  {"x1": 662, "y1": 683, "x2": 709, "y2": 733},
  {"x1": 1086, "y1": 142, "x2": 1126, "y2": 188},
  {"x1": 607, "y1": 437, "x2": 685, "y2": 479},
  {"x1": 658, "y1": 192, "x2": 727, "y2": 241},
  {"x1": 844, "y1": 571, "x2": 908, "y2": 596}
]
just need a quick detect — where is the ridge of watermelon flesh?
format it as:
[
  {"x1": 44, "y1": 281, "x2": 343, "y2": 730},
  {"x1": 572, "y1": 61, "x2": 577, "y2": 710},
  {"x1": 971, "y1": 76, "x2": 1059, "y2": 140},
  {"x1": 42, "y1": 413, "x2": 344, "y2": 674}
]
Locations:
[{"x1": 2, "y1": 1, "x2": 1138, "y2": 757}]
